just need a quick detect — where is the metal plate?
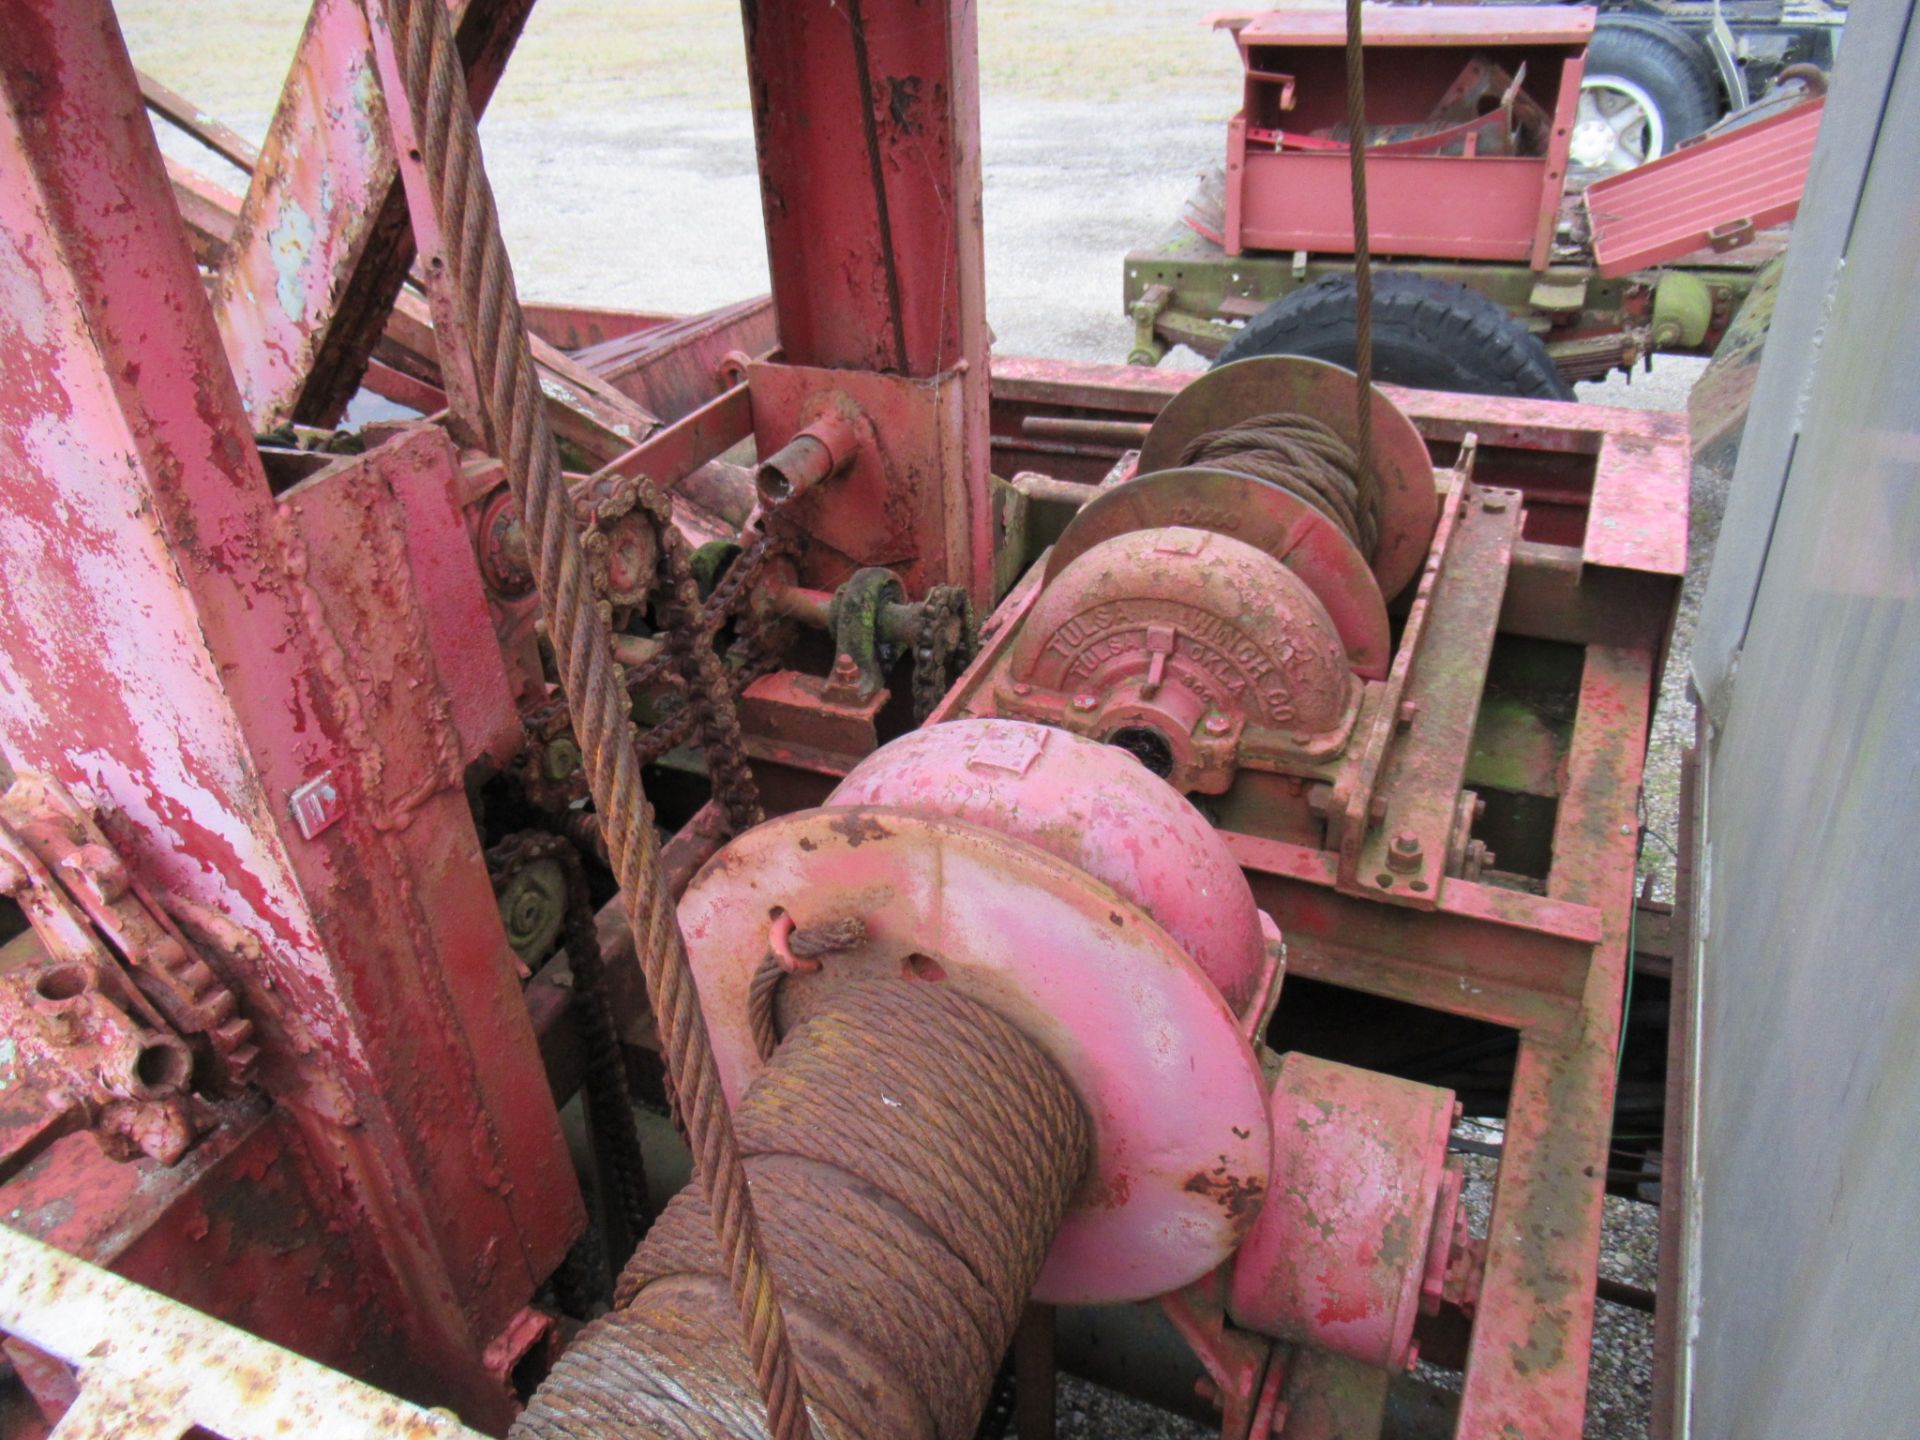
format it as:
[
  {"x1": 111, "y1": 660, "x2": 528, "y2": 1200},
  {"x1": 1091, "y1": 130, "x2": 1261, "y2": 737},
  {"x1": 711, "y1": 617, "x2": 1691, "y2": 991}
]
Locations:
[
  {"x1": 1586, "y1": 99, "x2": 1824, "y2": 279},
  {"x1": 678, "y1": 806, "x2": 1273, "y2": 1305},
  {"x1": 1135, "y1": 356, "x2": 1439, "y2": 602},
  {"x1": 1043, "y1": 465, "x2": 1391, "y2": 679}
]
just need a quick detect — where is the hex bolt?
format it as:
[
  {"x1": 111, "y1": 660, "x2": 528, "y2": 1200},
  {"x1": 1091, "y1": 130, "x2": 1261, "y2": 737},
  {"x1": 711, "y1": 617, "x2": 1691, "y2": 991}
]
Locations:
[
  {"x1": 1011, "y1": 682, "x2": 1032, "y2": 697},
  {"x1": 1387, "y1": 830, "x2": 1423, "y2": 874},
  {"x1": 1482, "y1": 494, "x2": 1509, "y2": 513},
  {"x1": 831, "y1": 653, "x2": 861, "y2": 684},
  {"x1": 1203, "y1": 715, "x2": 1231, "y2": 736},
  {"x1": 1071, "y1": 693, "x2": 1098, "y2": 713}
]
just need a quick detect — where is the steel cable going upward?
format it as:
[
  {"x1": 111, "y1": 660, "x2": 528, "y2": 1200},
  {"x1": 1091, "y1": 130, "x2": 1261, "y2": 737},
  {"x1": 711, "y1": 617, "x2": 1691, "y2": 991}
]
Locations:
[
  {"x1": 376, "y1": 1, "x2": 811, "y2": 1434},
  {"x1": 1343, "y1": 0, "x2": 1377, "y2": 486}
]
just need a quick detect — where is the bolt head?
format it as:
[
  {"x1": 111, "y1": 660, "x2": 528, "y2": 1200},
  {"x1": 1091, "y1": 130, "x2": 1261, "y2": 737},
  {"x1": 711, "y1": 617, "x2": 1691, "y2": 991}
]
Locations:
[
  {"x1": 544, "y1": 738, "x2": 583, "y2": 781},
  {"x1": 1203, "y1": 714, "x2": 1231, "y2": 736},
  {"x1": 1071, "y1": 693, "x2": 1098, "y2": 713},
  {"x1": 1394, "y1": 831, "x2": 1420, "y2": 854},
  {"x1": 1011, "y1": 682, "x2": 1032, "y2": 697}
]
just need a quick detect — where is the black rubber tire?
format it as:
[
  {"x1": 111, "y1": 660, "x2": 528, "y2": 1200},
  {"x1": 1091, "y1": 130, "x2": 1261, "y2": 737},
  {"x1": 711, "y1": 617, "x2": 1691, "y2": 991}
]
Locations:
[
  {"x1": 1584, "y1": 14, "x2": 1722, "y2": 154},
  {"x1": 1212, "y1": 272, "x2": 1574, "y2": 401}
]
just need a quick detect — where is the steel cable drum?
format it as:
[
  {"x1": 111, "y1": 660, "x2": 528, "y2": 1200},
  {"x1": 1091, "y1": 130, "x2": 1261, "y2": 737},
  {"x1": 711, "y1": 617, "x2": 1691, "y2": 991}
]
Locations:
[
  {"x1": 1135, "y1": 355, "x2": 1439, "y2": 602},
  {"x1": 675, "y1": 801, "x2": 1272, "y2": 1303},
  {"x1": 514, "y1": 980, "x2": 1090, "y2": 1440}
]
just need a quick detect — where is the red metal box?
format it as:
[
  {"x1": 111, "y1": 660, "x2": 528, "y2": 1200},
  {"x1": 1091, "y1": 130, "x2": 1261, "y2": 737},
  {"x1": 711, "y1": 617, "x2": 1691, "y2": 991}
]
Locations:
[{"x1": 1217, "y1": 5, "x2": 1594, "y2": 268}]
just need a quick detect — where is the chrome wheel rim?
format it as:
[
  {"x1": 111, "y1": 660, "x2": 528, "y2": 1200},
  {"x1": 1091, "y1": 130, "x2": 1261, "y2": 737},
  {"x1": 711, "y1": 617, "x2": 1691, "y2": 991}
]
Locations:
[{"x1": 1569, "y1": 77, "x2": 1666, "y2": 185}]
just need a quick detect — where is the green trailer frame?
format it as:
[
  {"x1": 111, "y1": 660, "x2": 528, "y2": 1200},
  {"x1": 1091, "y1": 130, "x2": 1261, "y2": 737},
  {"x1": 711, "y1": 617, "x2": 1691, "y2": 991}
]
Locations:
[{"x1": 1122, "y1": 215, "x2": 1785, "y2": 383}]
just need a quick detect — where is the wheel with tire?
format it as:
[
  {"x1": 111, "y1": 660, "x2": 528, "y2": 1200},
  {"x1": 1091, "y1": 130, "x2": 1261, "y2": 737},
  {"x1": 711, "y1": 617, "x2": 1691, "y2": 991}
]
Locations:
[
  {"x1": 1570, "y1": 14, "x2": 1721, "y2": 185},
  {"x1": 1212, "y1": 272, "x2": 1574, "y2": 401}
]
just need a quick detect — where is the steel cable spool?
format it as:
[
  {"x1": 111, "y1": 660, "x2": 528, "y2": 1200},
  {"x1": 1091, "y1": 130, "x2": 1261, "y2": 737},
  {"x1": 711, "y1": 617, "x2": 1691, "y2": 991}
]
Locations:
[
  {"x1": 1176, "y1": 410, "x2": 1381, "y2": 561},
  {"x1": 513, "y1": 980, "x2": 1091, "y2": 1440}
]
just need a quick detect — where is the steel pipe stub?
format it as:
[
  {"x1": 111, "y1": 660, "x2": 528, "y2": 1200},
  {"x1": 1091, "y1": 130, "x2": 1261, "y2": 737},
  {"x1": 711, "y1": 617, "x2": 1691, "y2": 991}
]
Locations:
[
  {"x1": 678, "y1": 804, "x2": 1272, "y2": 1305},
  {"x1": 1135, "y1": 356, "x2": 1439, "y2": 601}
]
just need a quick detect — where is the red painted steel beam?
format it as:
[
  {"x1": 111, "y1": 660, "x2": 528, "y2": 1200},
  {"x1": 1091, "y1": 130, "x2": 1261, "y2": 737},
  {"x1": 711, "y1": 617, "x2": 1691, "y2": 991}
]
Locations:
[
  {"x1": 742, "y1": 0, "x2": 986, "y2": 379},
  {"x1": 741, "y1": 0, "x2": 994, "y2": 600},
  {"x1": 209, "y1": 0, "x2": 537, "y2": 430},
  {"x1": 1453, "y1": 643, "x2": 1652, "y2": 1438},
  {"x1": 0, "y1": 4, "x2": 578, "y2": 1424}
]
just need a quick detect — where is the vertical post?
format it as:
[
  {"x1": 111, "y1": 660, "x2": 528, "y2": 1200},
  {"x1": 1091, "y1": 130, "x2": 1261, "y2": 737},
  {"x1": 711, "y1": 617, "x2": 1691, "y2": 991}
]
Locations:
[
  {"x1": 739, "y1": 0, "x2": 994, "y2": 602},
  {"x1": 0, "y1": 3, "x2": 578, "y2": 1425}
]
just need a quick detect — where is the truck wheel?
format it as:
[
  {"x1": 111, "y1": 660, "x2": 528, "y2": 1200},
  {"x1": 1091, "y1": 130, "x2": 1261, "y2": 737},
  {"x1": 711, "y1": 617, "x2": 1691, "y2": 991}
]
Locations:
[
  {"x1": 1571, "y1": 14, "x2": 1721, "y2": 184},
  {"x1": 1212, "y1": 273, "x2": 1574, "y2": 401}
]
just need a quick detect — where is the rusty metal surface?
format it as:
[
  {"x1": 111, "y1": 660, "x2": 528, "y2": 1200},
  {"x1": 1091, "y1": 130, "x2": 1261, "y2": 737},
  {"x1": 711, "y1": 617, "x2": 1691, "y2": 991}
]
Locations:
[
  {"x1": 1334, "y1": 467, "x2": 1525, "y2": 910},
  {"x1": 207, "y1": 0, "x2": 536, "y2": 429},
  {"x1": 1042, "y1": 465, "x2": 1392, "y2": 680},
  {"x1": 1586, "y1": 99, "x2": 1825, "y2": 279},
  {"x1": 1452, "y1": 644, "x2": 1651, "y2": 1437},
  {"x1": 742, "y1": 0, "x2": 993, "y2": 606},
  {"x1": 1136, "y1": 356, "x2": 1438, "y2": 601},
  {"x1": 748, "y1": 359, "x2": 992, "y2": 606},
  {"x1": 829, "y1": 720, "x2": 1270, "y2": 1016},
  {"x1": 1002, "y1": 526, "x2": 1363, "y2": 794},
  {"x1": 0, "y1": 1, "x2": 1695, "y2": 1434},
  {"x1": 678, "y1": 801, "x2": 1272, "y2": 1305},
  {"x1": 0, "y1": 1222, "x2": 490, "y2": 1440},
  {"x1": 1228, "y1": 1053, "x2": 1460, "y2": 1370},
  {"x1": 0, "y1": 9, "x2": 578, "y2": 1421},
  {"x1": 521, "y1": 981, "x2": 1088, "y2": 1440},
  {"x1": 368, "y1": 0, "x2": 808, "y2": 1430}
]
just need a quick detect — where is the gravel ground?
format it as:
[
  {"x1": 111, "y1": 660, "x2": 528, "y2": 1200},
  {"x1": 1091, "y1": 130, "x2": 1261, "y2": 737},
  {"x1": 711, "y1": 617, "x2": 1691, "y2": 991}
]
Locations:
[{"x1": 120, "y1": 5, "x2": 1717, "y2": 1435}]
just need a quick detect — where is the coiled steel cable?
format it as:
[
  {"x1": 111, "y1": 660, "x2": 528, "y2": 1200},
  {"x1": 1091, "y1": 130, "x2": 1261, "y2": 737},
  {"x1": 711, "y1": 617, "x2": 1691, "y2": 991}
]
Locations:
[
  {"x1": 513, "y1": 981, "x2": 1091, "y2": 1440},
  {"x1": 1178, "y1": 412, "x2": 1380, "y2": 560},
  {"x1": 376, "y1": 1, "x2": 803, "y2": 1432}
]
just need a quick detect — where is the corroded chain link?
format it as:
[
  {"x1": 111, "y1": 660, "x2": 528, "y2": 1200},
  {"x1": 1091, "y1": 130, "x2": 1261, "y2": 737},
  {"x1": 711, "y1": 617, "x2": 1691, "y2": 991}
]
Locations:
[
  {"x1": 622, "y1": 520, "x2": 798, "y2": 698},
  {"x1": 910, "y1": 584, "x2": 973, "y2": 724},
  {"x1": 487, "y1": 830, "x2": 651, "y2": 1260},
  {"x1": 378, "y1": 2, "x2": 809, "y2": 1432}
]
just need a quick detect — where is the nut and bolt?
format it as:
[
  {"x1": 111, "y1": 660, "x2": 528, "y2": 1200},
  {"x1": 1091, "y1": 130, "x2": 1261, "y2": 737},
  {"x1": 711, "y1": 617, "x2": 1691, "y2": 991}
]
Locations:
[
  {"x1": 1387, "y1": 829, "x2": 1424, "y2": 874},
  {"x1": 1482, "y1": 494, "x2": 1509, "y2": 514},
  {"x1": 1203, "y1": 714, "x2": 1232, "y2": 736},
  {"x1": 1071, "y1": 693, "x2": 1098, "y2": 713},
  {"x1": 1011, "y1": 682, "x2": 1032, "y2": 697},
  {"x1": 831, "y1": 653, "x2": 861, "y2": 684}
]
